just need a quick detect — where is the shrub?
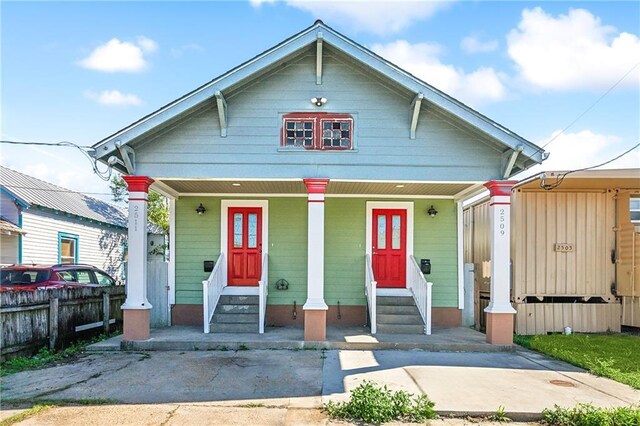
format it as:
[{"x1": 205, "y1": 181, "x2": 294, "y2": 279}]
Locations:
[
  {"x1": 543, "y1": 403, "x2": 640, "y2": 426},
  {"x1": 323, "y1": 380, "x2": 437, "y2": 424}
]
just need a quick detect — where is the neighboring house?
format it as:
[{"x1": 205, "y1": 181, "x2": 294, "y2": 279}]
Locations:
[
  {"x1": 0, "y1": 166, "x2": 165, "y2": 281},
  {"x1": 464, "y1": 168, "x2": 640, "y2": 334},
  {"x1": 92, "y1": 21, "x2": 545, "y2": 343}
]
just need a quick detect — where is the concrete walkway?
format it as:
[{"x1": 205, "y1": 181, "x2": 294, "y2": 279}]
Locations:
[
  {"x1": 1, "y1": 348, "x2": 638, "y2": 424},
  {"x1": 88, "y1": 326, "x2": 514, "y2": 352}
]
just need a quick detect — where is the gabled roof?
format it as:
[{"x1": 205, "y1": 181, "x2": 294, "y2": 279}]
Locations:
[
  {"x1": 0, "y1": 165, "x2": 164, "y2": 234},
  {"x1": 0, "y1": 165, "x2": 129, "y2": 228},
  {"x1": 92, "y1": 21, "x2": 544, "y2": 169}
]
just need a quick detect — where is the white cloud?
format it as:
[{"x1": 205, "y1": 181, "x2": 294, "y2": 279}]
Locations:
[
  {"x1": 136, "y1": 36, "x2": 158, "y2": 53},
  {"x1": 520, "y1": 130, "x2": 640, "y2": 179},
  {"x1": 285, "y1": 1, "x2": 453, "y2": 35},
  {"x1": 84, "y1": 90, "x2": 143, "y2": 106},
  {"x1": 371, "y1": 40, "x2": 506, "y2": 106},
  {"x1": 507, "y1": 7, "x2": 640, "y2": 91},
  {"x1": 79, "y1": 37, "x2": 158, "y2": 72},
  {"x1": 460, "y1": 35, "x2": 498, "y2": 53},
  {"x1": 249, "y1": 0, "x2": 276, "y2": 7}
]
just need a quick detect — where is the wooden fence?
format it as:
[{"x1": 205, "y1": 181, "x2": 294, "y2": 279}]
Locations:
[{"x1": 0, "y1": 286, "x2": 125, "y2": 360}]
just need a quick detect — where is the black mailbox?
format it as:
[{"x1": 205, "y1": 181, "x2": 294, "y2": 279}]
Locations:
[
  {"x1": 420, "y1": 259, "x2": 431, "y2": 275},
  {"x1": 204, "y1": 260, "x2": 215, "y2": 273}
]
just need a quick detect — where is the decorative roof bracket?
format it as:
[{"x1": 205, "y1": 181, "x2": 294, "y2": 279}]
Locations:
[
  {"x1": 215, "y1": 90, "x2": 227, "y2": 137},
  {"x1": 116, "y1": 143, "x2": 136, "y2": 175},
  {"x1": 410, "y1": 93, "x2": 424, "y2": 139},
  {"x1": 316, "y1": 32, "x2": 323, "y2": 85},
  {"x1": 502, "y1": 145, "x2": 523, "y2": 178}
]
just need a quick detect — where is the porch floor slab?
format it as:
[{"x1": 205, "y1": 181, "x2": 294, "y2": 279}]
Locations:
[{"x1": 87, "y1": 326, "x2": 514, "y2": 352}]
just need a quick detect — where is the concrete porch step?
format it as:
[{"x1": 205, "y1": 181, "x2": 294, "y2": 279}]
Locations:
[
  {"x1": 217, "y1": 304, "x2": 259, "y2": 314},
  {"x1": 211, "y1": 313, "x2": 259, "y2": 324},
  {"x1": 377, "y1": 324, "x2": 425, "y2": 334},
  {"x1": 377, "y1": 296, "x2": 415, "y2": 306},
  {"x1": 218, "y1": 295, "x2": 259, "y2": 305},
  {"x1": 378, "y1": 313, "x2": 424, "y2": 325},
  {"x1": 376, "y1": 304, "x2": 420, "y2": 315},
  {"x1": 210, "y1": 322, "x2": 259, "y2": 333}
]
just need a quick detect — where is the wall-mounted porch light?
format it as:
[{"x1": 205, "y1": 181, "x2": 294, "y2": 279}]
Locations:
[
  {"x1": 195, "y1": 203, "x2": 207, "y2": 215},
  {"x1": 311, "y1": 96, "x2": 327, "y2": 107},
  {"x1": 427, "y1": 205, "x2": 438, "y2": 217}
]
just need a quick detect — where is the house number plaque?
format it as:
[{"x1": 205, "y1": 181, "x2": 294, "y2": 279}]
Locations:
[{"x1": 554, "y1": 243, "x2": 574, "y2": 252}]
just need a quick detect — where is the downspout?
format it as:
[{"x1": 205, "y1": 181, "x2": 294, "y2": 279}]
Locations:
[{"x1": 17, "y1": 211, "x2": 23, "y2": 264}]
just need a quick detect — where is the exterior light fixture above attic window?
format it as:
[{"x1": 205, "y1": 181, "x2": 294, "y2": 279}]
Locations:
[{"x1": 281, "y1": 112, "x2": 353, "y2": 150}]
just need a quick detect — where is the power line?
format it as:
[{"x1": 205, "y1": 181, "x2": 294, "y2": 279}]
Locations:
[
  {"x1": 536, "y1": 61, "x2": 640, "y2": 153},
  {"x1": 0, "y1": 140, "x2": 94, "y2": 149},
  {"x1": 0, "y1": 139, "x2": 112, "y2": 181},
  {"x1": 541, "y1": 141, "x2": 640, "y2": 191}
]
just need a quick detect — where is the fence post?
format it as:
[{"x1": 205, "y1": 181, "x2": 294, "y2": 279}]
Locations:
[
  {"x1": 49, "y1": 297, "x2": 59, "y2": 349},
  {"x1": 103, "y1": 292, "x2": 110, "y2": 334}
]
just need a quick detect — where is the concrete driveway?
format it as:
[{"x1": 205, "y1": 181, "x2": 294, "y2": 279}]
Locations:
[{"x1": 1, "y1": 348, "x2": 638, "y2": 424}]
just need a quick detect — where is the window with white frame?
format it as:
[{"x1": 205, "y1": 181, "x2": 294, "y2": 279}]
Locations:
[
  {"x1": 59, "y1": 233, "x2": 78, "y2": 264},
  {"x1": 282, "y1": 113, "x2": 353, "y2": 150}
]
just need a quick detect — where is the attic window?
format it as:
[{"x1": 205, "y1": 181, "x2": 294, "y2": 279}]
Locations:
[{"x1": 282, "y1": 113, "x2": 353, "y2": 150}]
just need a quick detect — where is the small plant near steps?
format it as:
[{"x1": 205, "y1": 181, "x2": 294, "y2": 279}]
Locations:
[
  {"x1": 488, "y1": 405, "x2": 511, "y2": 422},
  {"x1": 323, "y1": 380, "x2": 437, "y2": 424}
]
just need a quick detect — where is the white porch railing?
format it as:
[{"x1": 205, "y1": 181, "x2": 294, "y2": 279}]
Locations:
[
  {"x1": 202, "y1": 253, "x2": 226, "y2": 334},
  {"x1": 409, "y1": 255, "x2": 433, "y2": 335},
  {"x1": 365, "y1": 254, "x2": 377, "y2": 334},
  {"x1": 258, "y1": 252, "x2": 269, "y2": 334}
]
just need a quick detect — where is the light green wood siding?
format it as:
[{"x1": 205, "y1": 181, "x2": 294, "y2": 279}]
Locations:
[
  {"x1": 266, "y1": 198, "x2": 307, "y2": 305},
  {"x1": 175, "y1": 197, "x2": 221, "y2": 304},
  {"x1": 175, "y1": 197, "x2": 458, "y2": 308},
  {"x1": 413, "y1": 199, "x2": 458, "y2": 308}
]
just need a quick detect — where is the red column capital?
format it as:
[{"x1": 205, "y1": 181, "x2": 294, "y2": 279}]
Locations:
[
  {"x1": 303, "y1": 178, "x2": 330, "y2": 194},
  {"x1": 484, "y1": 180, "x2": 517, "y2": 197},
  {"x1": 123, "y1": 176, "x2": 155, "y2": 193}
]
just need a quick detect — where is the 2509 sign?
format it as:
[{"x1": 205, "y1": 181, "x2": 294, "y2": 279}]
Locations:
[{"x1": 554, "y1": 243, "x2": 574, "y2": 252}]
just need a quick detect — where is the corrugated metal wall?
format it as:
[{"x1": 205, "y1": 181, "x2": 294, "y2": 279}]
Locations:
[
  {"x1": 617, "y1": 191, "x2": 640, "y2": 327},
  {"x1": 463, "y1": 186, "x2": 635, "y2": 334},
  {"x1": 511, "y1": 189, "x2": 616, "y2": 301}
]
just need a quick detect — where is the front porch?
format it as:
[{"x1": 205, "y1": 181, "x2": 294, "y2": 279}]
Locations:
[{"x1": 89, "y1": 325, "x2": 514, "y2": 352}]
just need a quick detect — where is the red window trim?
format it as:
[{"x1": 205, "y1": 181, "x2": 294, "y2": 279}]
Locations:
[{"x1": 281, "y1": 112, "x2": 353, "y2": 150}]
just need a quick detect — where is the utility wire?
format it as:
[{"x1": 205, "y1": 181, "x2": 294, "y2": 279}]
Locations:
[
  {"x1": 0, "y1": 139, "x2": 112, "y2": 181},
  {"x1": 535, "y1": 61, "x2": 640, "y2": 154},
  {"x1": 540, "y1": 141, "x2": 640, "y2": 191}
]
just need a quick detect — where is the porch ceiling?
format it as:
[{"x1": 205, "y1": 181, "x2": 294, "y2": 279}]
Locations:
[{"x1": 156, "y1": 179, "x2": 480, "y2": 197}]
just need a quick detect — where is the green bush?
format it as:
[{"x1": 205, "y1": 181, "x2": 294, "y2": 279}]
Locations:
[
  {"x1": 543, "y1": 403, "x2": 640, "y2": 426},
  {"x1": 323, "y1": 380, "x2": 437, "y2": 424}
]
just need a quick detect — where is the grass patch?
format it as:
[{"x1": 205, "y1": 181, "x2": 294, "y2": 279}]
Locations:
[
  {"x1": 323, "y1": 380, "x2": 437, "y2": 424},
  {"x1": 0, "y1": 404, "x2": 54, "y2": 426},
  {"x1": 514, "y1": 333, "x2": 640, "y2": 389},
  {"x1": 543, "y1": 403, "x2": 640, "y2": 425},
  {"x1": 488, "y1": 405, "x2": 511, "y2": 422},
  {"x1": 1, "y1": 333, "x2": 116, "y2": 377}
]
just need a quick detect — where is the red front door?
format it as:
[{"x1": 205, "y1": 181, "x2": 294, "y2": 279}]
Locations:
[
  {"x1": 228, "y1": 207, "x2": 262, "y2": 286},
  {"x1": 372, "y1": 209, "x2": 406, "y2": 288}
]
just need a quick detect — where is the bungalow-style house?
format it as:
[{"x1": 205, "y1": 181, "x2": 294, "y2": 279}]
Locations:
[
  {"x1": 0, "y1": 166, "x2": 164, "y2": 279},
  {"x1": 92, "y1": 21, "x2": 545, "y2": 344},
  {"x1": 464, "y1": 168, "x2": 640, "y2": 334}
]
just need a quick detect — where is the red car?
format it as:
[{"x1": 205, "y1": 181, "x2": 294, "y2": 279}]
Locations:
[{"x1": 0, "y1": 264, "x2": 117, "y2": 291}]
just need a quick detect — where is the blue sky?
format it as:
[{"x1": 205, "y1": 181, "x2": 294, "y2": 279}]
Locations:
[{"x1": 1, "y1": 1, "x2": 638, "y2": 199}]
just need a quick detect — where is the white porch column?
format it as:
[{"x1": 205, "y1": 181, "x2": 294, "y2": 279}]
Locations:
[
  {"x1": 483, "y1": 180, "x2": 517, "y2": 344},
  {"x1": 303, "y1": 178, "x2": 329, "y2": 341},
  {"x1": 122, "y1": 175, "x2": 154, "y2": 341}
]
